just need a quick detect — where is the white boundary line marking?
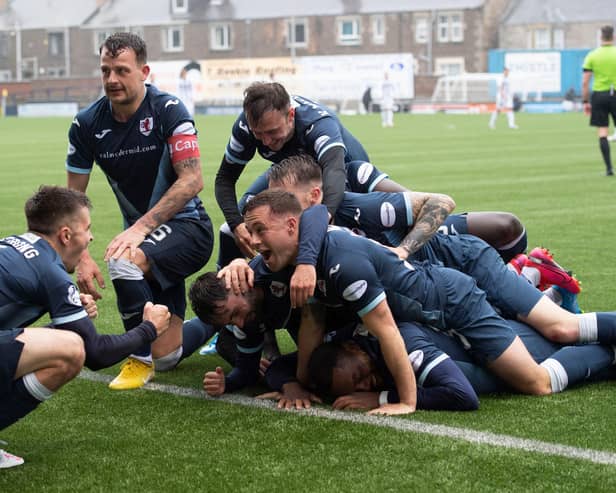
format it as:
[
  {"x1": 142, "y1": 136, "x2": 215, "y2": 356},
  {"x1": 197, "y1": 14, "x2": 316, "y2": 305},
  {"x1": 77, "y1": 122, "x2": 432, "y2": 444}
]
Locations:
[{"x1": 80, "y1": 369, "x2": 616, "y2": 466}]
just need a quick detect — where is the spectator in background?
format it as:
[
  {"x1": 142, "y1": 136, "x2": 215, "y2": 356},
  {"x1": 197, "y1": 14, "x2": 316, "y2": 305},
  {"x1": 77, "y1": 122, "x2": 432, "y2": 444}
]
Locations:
[
  {"x1": 582, "y1": 25, "x2": 616, "y2": 176},
  {"x1": 489, "y1": 67, "x2": 518, "y2": 130},
  {"x1": 361, "y1": 86, "x2": 372, "y2": 114},
  {"x1": 380, "y1": 73, "x2": 395, "y2": 128},
  {"x1": 177, "y1": 67, "x2": 195, "y2": 117}
]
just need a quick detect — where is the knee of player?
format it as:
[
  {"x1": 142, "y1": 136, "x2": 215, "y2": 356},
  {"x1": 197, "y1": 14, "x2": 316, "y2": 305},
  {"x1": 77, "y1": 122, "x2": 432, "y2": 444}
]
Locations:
[
  {"x1": 58, "y1": 332, "x2": 86, "y2": 378},
  {"x1": 499, "y1": 213, "x2": 524, "y2": 242},
  {"x1": 538, "y1": 322, "x2": 578, "y2": 344}
]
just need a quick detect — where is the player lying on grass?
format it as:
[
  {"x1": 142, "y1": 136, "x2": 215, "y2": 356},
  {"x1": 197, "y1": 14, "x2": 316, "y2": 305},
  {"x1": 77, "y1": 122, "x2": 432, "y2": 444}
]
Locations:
[
  {"x1": 303, "y1": 319, "x2": 615, "y2": 411},
  {"x1": 0, "y1": 186, "x2": 170, "y2": 466}
]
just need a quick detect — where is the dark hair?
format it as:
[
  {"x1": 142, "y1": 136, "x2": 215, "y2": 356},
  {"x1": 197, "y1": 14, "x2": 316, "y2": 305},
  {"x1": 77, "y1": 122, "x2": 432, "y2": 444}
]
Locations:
[
  {"x1": 268, "y1": 154, "x2": 322, "y2": 187},
  {"x1": 25, "y1": 185, "x2": 91, "y2": 235},
  {"x1": 243, "y1": 82, "x2": 291, "y2": 127},
  {"x1": 189, "y1": 272, "x2": 229, "y2": 325},
  {"x1": 307, "y1": 341, "x2": 346, "y2": 396},
  {"x1": 601, "y1": 25, "x2": 614, "y2": 42},
  {"x1": 100, "y1": 32, "x2": 147, "y2": 64},
  {"x1": 243, "y1": 189, "x2": 303, "y2": 217}
]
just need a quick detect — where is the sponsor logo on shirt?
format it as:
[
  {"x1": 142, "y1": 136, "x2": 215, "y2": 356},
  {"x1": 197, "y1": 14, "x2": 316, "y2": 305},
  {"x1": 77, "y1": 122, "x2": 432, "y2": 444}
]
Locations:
[
  {"x1": 262, "y1": 150, "x2": 276, "y2": 158},
  {"x1": 139, "y1": 117, "x2": 154, "y2": 136},
  {"x1": 328, "y1": 264, "x2": 340, "y2": 277},
  {"x1": 67, "y1": 284, "x2": 82, "y2": 306},
  {"x1": 357, "y1": 162, "x2": 374, "y2": 185},
  {"x1": 72, "y1": 117, "x2": 80, "y2": 127},
  {"x1": 408, "y1": 350, "x2": 424, "y2": 371},
  {"x1": 342, "y1": 280, "x2": 367, "y2": 302},
  {"x1": 380, "y1": 202, "x2": 396, "y2": 227},
  {"x1": 164, "y1": 99, "x2": 180, "y2": 108},
  {"x1": 67, "y1": 142, "x2": 76, "y2": 156},
  {"x1": 305, "y1": 124, "x2": 314, "y2": 135}
]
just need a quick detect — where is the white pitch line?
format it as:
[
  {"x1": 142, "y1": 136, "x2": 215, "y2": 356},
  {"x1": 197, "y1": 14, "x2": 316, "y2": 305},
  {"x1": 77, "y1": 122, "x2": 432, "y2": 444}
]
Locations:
[{"x1": 80, "y1": 369, "x2": 616, "y2": 466}]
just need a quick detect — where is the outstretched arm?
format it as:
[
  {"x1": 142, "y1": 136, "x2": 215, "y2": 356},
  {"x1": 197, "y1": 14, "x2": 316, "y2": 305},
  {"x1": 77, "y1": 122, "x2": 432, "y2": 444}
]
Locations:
[{"x1": 361, "y1": 300, "x2": 416, "y2": 415}]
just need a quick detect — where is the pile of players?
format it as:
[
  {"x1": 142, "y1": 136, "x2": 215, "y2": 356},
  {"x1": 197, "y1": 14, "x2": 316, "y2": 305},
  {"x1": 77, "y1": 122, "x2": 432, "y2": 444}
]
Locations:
[{"x1": 2, "y1": 32, "x2": 615, "y2": 468}]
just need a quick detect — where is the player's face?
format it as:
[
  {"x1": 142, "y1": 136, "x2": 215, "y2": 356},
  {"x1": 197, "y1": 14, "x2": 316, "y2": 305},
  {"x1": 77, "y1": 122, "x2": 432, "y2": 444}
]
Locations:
[
  {"x1": 212, "y1": 290, "x2": 261, "y2": 329},
  {"x1": 64, "y1": 206, "x2": 93, "y2": 273},
  {"x1": 248, "y1": 108, "x2": 295, "y2": 151},
  {"x1": 330, "y1": 348, "x2": 379, "y2": 396},
  {"x1": 100, "y1": 47, "x2": 149, "y2": 109},
  {"x1": 245, "y1": 205, "x2": 297, "y2": 272}
]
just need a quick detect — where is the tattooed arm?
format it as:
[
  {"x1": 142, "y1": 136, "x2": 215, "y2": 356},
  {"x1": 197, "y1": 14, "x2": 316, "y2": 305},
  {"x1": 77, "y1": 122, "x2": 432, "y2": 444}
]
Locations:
[
  {"x1": 393, "y1": 191, "x2": 455, "y2": 258},
  {"x1": 103, "y1": 153, "x2": 204, "y2": 262}
]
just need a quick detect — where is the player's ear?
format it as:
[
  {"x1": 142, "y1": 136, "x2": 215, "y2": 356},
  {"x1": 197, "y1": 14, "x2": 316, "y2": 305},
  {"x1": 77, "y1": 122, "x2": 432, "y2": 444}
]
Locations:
[
  {"x1": 141, "y1": 63, "x2": 151, "y2": 82},
  {"x1": 286, "y1": 215, "x2": 298, "y2": 234},
  {"x1": 58, "y1": 225, "x2": 71, "y2": 245},
  {"x1": 287, "y1": 106, "x2": 295, "y2": 121}
]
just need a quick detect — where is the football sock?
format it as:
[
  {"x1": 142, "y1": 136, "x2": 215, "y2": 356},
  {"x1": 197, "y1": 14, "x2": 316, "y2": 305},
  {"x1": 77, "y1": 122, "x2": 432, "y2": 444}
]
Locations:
[
  {"x1": 541, "y1": 344, "x2": 615, "y2": 392},
  {"x1": 577, "y1": 312, "x2": 616, "y2": 344},
  {"x1": 217, "y1": 222, "x2": 243, "y2": 270},
  {"x1": 489, "y1": 111, "x2": 497, "y2": 127},
  {"x1": 497, "y1": 228, "x2": 527, "y2": 263},
  {"x1": 599, "y1": 137, "x2": 612, "y2": 171},
  {"x1": 0, "y1": 376, "x2": 48, "y2": 431},
  {"x1": 507, "y1": 111, "x2": 516, "y2": 127},
  {"x1": 109, "y1": 259, "x2": 153, "y2": 361},
  {"x1": 520, "y1": 266, "x2": 540, "y2": 287},
  {"x1": 153, "y1": 347, "x2": 183, "y2": 372},
  {"x1": 181, "y1": 318, "x2": 217, "y2": 359}
]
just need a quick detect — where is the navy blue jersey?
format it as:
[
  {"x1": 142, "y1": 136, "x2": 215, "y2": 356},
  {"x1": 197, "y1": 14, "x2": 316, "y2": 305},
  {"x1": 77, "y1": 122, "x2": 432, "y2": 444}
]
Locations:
[
  {"x1": 224, "y1": 95, "x2": 367, "y2": 167},
  {"x1": 314, "y1": 227, "x2": 517, "y2": 365},
  {"x1": 344, "y1": 160, "x2": 389, "y2": 193},
  {"x1": 0, "y1": 233, "x2": 87, "y2": 329},
  {"x1": 334, "y1": 191, "x2": 413, "y2": 247},
  {"x1": 66, "y1": 84, "x2": 204, "y2": 227}
]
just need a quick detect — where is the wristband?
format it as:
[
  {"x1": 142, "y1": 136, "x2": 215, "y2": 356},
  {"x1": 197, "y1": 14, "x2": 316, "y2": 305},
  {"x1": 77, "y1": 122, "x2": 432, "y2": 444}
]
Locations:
[{"x1": 378, "y1": 391, "x2": 389, "y2": 406}]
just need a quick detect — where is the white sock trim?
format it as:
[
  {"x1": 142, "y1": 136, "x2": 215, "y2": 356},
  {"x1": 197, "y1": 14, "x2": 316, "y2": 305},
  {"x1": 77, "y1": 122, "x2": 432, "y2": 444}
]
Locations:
[
  {"x1": 107, "y1": 258, "x2": 144, "y2": 281},
  {"x1": 22, "y1": 372, "x2": 54, "y2": 401},
  {"x1": 540, "y1": 358, "x2": 568, "y2": 393},
  {"x1": 499, "y1": 227, "x2": 526, "y2": 250},
  {"x1": 578, "y1": 312, "x2": 598, "y2": 343},
  {"x1": 153, "y1": 347, "x2": 183, "y2": 372}
]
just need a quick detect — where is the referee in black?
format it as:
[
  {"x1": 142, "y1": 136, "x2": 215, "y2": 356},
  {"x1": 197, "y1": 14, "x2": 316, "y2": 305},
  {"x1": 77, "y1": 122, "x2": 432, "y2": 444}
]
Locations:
[{"x1": 583, "y1": 25, "x2": 616, "y2": 176}]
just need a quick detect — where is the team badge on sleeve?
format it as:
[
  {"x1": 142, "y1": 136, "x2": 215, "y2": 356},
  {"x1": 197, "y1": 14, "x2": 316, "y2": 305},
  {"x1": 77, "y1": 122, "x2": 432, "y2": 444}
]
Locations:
[
  {"x1": 380, "y1": 202, "x2": 396, "y2": 227},
  {"x1": 342, "y1": 280, "x2": 368, "y2": 302},
  {"x1": 67, "y1": 285, "x2": 82, "y2": 306}
]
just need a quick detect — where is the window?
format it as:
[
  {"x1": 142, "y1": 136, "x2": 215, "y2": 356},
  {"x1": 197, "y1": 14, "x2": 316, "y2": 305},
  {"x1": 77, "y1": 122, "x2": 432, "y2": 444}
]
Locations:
[
  {"x1": 437, "y1": 12, "x2": 463, "y2": 43},
  {"x1": 0, "y1": 70, "x2": 12, "y2": 82},
  {"x1": 171, "y1": 0, "x2": 188, "y2": 14},
  {"x1": 46, "y1": 66, "x2": 66, "y2": 78},
  {"x1": 553, "y1": 28, "x2": 564, "y2": 49},
  {"x1": 48, "y1": 32, "x2": 65, "y2": 57},
  {"x1": 210, "y1": 23, "x2": 231, "y2": 50},
  {"x1": 435, "y1": 57, "x2": 465, "y2": 76},
  {"x1": 337, "y1": 17, "x2": 361, "y2": 45},
  {"x1": 163, "y1": 26, "x2": 184, "y2": 52},
  {"x1": 415, "y1": 15, "x2": 429, "y2": 44},
  {"x1": 21, "y1": 57, "x2": 37, "y2": 80},
  {"x1": 371, "y1": 15, "x2": 385, "y2": 45},
  {"x1": 94, "y1": 30, "x2": 115, "y2": 54},
  {"x1": 287, "y1": 18, "x2": 307, "y2": 47},
  {"x1": 534, "y1": 28, "x2": 550, "y2": 49},
  {"x1": 0, "y1": 33, "x2": 8, "y2": 58}
]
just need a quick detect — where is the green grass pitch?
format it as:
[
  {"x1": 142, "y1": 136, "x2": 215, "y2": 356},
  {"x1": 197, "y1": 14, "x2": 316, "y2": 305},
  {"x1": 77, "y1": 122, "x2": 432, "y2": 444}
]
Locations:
[{"x1": 1, "y1": 112, "x2": 616, "y2": 491}]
